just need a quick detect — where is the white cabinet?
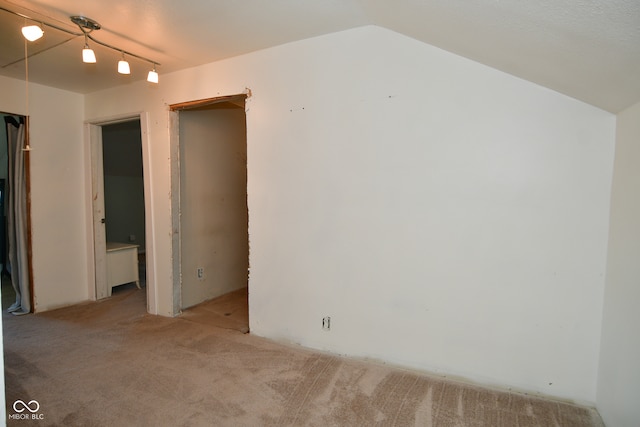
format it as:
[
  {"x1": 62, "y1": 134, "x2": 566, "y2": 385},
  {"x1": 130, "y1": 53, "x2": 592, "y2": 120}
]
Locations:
[{"x1": 106, "y1": 242, "x2": 141, "y2": 296}]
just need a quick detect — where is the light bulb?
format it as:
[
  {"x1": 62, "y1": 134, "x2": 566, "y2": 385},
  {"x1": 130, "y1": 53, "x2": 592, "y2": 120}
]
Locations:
[
  {"x1": 118, "y1": 56, "x2": 130, "y2": 74},
  {"x1": 82, "y1": 34, "x2": 96, "y2": 63},
  {"x1": 22, "y1": 25, "x2": 44, "y2": 41},
  {"x1": 147, "y1": 66, "x2": 158, "y2": 83},
  {"x1": 83, "y1": 46, "x2": 96, "y2": 63}
]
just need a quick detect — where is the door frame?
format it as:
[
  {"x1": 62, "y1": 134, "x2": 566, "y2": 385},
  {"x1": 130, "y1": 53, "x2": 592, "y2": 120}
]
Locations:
[
  {"x1": 169, "y1": 93, "x2": 248, "y2": 316},
  {"x1": 85, "y1": 112, "x2": 156, "y2": 313}
]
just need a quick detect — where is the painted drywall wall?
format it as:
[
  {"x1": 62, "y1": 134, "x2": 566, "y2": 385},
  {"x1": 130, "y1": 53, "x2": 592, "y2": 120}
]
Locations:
[
  {"x1": 0, "y1": 75, "x2": 87, "y2": 312},
  {"x1": 597, "y1": 101, "x2": 640, "y2": 427},
  {"x1": 103, "y1": 176, "x2": 145, "y2": 245},
  {"x1": 179, "y1": 106, "x2": 248, "y2": 309},
  {"x1": 84, "y1": 26, "x2": 615, "y2": 402},
  {"x1": 102, "y1": 121, "x2": 146, "y2": 249}
]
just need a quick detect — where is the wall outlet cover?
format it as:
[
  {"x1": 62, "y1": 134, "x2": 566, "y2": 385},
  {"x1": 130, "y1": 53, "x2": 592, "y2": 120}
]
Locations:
[{"x1": 322, "y1": 316, "x2": 331, "y2": 330}]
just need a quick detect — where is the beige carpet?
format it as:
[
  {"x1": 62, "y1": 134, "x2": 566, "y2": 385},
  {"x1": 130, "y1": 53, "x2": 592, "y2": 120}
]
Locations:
[{"x1": 2, "y1": 283, "x2": 604, "y2": 426}]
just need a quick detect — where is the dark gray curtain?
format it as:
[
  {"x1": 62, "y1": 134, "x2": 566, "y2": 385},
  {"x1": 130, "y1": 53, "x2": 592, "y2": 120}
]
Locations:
[{"x1": 6, "y1": 118, "x2": 30, "y2": 315}]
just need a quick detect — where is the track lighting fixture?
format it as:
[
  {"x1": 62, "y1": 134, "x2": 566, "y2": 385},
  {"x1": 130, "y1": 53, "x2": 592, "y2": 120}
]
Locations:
[
  {"x1": 82, "y1": 34, "x2": 97, "y2": 63},
  {"x1": 73, "y1": 16, "x2": 99, "y2": 64},
  {"x1": 147, "y1": 64, "x2": 159, "y2": 83},
  {"x1": 21, "y1": 24, "x2": 43, "y2": 41},
  {"x1": 1, "y1": 6, "x2": 160, "y2": 84},
  {"x1": 70, "y1": 15, "x2": 159, "y2": 82},
  {"x1": 118, "y1": 52, "x2": 131, "y2": 74}
]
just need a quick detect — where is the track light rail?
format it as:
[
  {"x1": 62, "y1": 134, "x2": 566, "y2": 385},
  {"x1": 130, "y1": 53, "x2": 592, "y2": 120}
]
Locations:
[{"x1": 1, "y1": 5, "x2": 161, "y2": 81}]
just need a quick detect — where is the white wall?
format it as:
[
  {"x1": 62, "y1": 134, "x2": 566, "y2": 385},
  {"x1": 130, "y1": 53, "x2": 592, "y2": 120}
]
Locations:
[
  {"x1": 84, "y1": 26, "x2": 615, "y2": 403},
  {"x1": 0, "y1": 75, "x2": 88, "y2": 311},
  {"x1": 597, "y1": 101, "x2": 640, "y2": 426},
  {"x1": 0, "y1": 75, "x2": 85, "y2": 426}
]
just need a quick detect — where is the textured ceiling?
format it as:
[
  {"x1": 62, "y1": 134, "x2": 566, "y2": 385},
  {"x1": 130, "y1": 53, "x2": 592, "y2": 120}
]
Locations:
[{"x1": 0, "y1": 0, "x2": 639, "y2": 113}]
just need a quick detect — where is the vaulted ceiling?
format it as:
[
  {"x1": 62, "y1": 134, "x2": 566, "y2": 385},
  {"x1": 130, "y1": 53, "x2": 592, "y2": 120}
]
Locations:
[{"x1": 1, "y1": 0, "x2": 638, "y2": 113}]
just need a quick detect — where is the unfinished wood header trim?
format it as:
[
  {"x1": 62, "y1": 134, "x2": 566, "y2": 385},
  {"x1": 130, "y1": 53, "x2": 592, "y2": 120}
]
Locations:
[{"x1": 170, "y1": 94, "x2": 247, "y2": 111}]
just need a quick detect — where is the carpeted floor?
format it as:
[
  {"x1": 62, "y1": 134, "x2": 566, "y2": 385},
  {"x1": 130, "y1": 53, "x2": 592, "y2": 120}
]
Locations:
[{"x1": 2, "y1": 281, "x2": 604, "y2": 426}]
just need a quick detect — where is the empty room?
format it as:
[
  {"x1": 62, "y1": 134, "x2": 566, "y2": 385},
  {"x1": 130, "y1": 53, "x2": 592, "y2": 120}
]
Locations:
[{"x1": 0, "y1": 0, "x2": 638, "y2": 425}]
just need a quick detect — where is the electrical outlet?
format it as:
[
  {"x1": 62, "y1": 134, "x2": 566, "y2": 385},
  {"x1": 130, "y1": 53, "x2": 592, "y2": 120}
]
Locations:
[
  {"x1": 322, "y1": 316, "x2": 331, "y2": 331},
  {"x1": 197, "y1": 267, "x2": 204, "y2": 280}
]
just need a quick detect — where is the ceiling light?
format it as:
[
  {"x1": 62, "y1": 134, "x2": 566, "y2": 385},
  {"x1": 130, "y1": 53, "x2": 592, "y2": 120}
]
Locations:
[
  {"x1": 21, "y1": 24, "x2": 43, "y2": 41},
  {"x1": 70, "y1": 15, "x2": 101, "y2": 33},
  {"x1": 118, "y1": 52, "x2": 130, "y2": 74},
  {"x1": 3, "y1": 9, "x2": 161, "y2": 83},
  {"x1": 82, "y1": 35, "x2": 96, "y2": 63},
  {"x1": 147, "y1": 64, "x2": 159, "y2": 84}
]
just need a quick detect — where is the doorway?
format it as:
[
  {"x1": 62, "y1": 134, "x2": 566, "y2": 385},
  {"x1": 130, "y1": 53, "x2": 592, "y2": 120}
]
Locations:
[
  {"x1": 102, "y1": 120, "x2": 146, "y2": 291},
  {"x1": 87, "y1": 114, "x2": 155, "y2": 312},
  {"x1": 170, "y1": 95, "x2": 249, "y2": 328}
]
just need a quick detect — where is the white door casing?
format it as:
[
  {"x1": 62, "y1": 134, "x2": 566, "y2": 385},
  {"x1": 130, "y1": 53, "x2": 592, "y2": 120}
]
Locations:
[
  {"x1": 87, "y1": 113, "x2": 156, "y2": 313},
  {"x1": 89, "y1": 123, "x2": 108, "y2": 299}
]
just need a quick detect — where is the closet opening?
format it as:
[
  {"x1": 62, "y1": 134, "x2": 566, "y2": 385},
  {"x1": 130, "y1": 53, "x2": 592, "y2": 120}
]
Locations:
[{"x1": 170, "y1": 94, "x2": 249, "y2": 332}]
